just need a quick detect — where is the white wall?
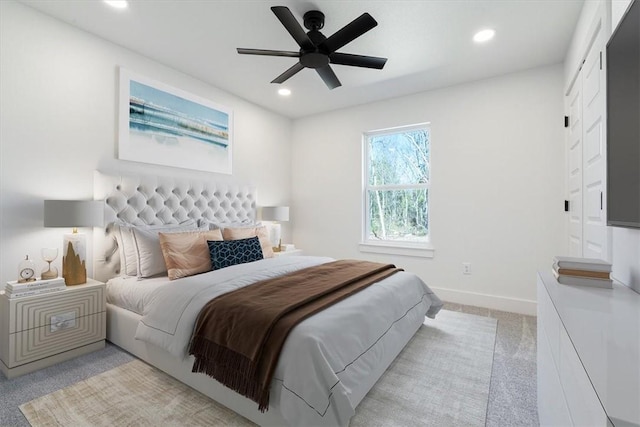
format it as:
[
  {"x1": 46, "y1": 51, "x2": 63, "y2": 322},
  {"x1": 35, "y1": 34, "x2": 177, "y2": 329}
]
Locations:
[
  {"x1": 563, "y1": 0, "x2": 640, "y2": 293},
  {"x1": 291, "y1": 64, "x2": 566, "y2": 315},
  {"x1": 564, "y1": 0, "x2": 603, "y2": 93},
  {"x1": 0, "y1": 1, "x2": 292, "y2": 286},
  {"x1": 612, "y1": 228, "x2": 640, "y2": 292},
  {"x1": 611, "y1": 0, "x2": 634, "y2": 32}
]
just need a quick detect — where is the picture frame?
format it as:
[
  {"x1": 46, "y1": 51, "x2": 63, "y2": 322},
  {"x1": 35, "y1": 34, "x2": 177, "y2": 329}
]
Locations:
[{"x1": 118, "y1": 67, "x2": 232, "y2": 174}]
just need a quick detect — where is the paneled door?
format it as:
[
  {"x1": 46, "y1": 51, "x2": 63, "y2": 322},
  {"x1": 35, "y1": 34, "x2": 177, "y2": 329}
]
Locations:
[
  {"x1": 565, "y1": 17, "x2": 610, "y2": 261},
  {"x1": 581, "y1": 26, "x2": 609, "y2": 260},
  {"x1": 567, "y1": 81, "x2": 583, "y2": 256}
]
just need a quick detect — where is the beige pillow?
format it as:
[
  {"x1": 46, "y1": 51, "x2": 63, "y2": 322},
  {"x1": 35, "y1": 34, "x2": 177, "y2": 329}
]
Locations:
[
  {"x1": 222, "y1": 226, "x2": 274, "y2": 258},
  {"x1": 159, "y1": 229, "x2": 223, "y2": 280}
]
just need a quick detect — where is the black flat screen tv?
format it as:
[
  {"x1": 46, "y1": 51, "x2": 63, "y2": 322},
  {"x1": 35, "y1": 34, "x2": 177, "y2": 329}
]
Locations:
[{"x1": 606, "y1": 0, "x2": 640, "y2": 229}]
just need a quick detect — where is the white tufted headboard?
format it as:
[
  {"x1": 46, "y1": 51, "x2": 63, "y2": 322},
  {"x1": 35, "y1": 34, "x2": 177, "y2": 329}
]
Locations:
[{"x1": 93, "y1": 171, "x2": 256, "y2": 282}]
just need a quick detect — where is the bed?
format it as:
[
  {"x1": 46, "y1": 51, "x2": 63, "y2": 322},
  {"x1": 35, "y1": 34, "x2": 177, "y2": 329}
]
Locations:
[{"x1": 93, "y1": 171, "x2": 442, "y2": 426}]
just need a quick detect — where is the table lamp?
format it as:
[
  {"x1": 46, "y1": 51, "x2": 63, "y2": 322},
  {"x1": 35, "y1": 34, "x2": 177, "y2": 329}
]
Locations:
[
  {"x1": 261, "y1": 206, "x2": 289, "y2": 252},
  {"x1": 44, "y1": 200, "x2": 104, "y2": 285}
]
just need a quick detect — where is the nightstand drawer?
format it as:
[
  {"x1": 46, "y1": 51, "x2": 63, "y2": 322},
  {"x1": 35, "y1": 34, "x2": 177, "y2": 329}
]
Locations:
[
  {"x1": 10, "y1": 286, "x2": 105, "y2": 333},
  {"x1": 8, "y1": 311, "x2": 105, "y2": 366}
]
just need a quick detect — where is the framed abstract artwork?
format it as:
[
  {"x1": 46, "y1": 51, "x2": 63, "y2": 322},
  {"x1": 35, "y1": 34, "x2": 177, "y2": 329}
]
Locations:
[{"x1": 118, "y1": 68, "x2": 232, "y2": 174}]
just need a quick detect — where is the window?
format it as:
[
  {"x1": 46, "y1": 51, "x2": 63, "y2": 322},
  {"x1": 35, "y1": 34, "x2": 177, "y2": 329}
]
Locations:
[{"x1": 361, "y1": 123, "x2": 433, "y2": 257}]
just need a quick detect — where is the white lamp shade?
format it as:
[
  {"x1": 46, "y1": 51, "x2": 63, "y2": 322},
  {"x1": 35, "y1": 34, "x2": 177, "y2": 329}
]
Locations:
[
  {"x1": 44, "y1": 200, "x2": 104, "y2": 228},
  {"x1": 261, "y1": 206, "x2": 289, "y2": 222}
]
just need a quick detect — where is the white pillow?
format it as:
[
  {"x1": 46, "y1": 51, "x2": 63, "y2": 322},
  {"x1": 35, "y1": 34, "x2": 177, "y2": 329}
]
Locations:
[
  {"x1": 198, "y1": 218, "x2": 258, "y2": 230},
  {"x1": 113, "y1": 223, "x2": 137, "y2": 276},
  {"x1": 113, "y1": 220, "x2": 197, "y2": 276},
  {"x1": 131, "y1": 222, "x2": 205, "y2": 278}
]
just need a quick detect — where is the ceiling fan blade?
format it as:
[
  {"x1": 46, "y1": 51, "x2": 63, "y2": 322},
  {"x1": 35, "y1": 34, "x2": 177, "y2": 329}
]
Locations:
[
  {"x1": 271, "y1": 62, "x2": 305, "y2": 84},
  {"x1": 237, "y1": 48, "x2": 300, "y2": 58},
  {"x1": 320, "y1": 13, "x2": 378, "y2": 53},
  {"x1": 271, "y1": 6, "x2": 315, "y2": 51},
  {"x1": 330, "y1": 53, "x2": 387, "y2": 69},
  {"x1": 316, "y1": 65, "x2": 341, "y2": 90}
]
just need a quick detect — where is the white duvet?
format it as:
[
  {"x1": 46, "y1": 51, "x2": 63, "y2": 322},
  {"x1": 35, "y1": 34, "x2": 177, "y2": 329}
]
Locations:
[{"x1": 135, "y1": 256, "x2": 442, "y2": 426}]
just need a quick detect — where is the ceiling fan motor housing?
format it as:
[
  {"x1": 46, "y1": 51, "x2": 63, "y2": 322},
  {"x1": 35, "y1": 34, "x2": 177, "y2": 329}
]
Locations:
[
  {"x1": 300, "y1": 52, "x2": 329, "y2": 68},
  {"x1": 303, "y1": 10, "x2": 325, "y2": 30},
  {"x1": 300, "y1": 29, "x2": 329, "y2": 68}
]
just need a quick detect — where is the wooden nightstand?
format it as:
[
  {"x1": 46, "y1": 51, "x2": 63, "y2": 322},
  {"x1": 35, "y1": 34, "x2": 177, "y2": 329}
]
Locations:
[
  {"x1": 0, "y1": 279, "x2": 106, "y2": 379},
  {"x1": 274, "y1": 249, "x2": 303, "y2": 257}
]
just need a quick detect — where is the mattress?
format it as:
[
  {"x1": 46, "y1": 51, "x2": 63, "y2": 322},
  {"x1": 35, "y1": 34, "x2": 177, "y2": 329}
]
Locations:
[{"x1": 106, "y1": 275, "x2": 167, "y2": 315}]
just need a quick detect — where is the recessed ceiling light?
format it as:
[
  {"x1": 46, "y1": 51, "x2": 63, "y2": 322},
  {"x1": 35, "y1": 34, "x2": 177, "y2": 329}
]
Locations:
[
  {"x1": 104, "y1": 0, "x2": 128, "y2": 9},
  {"x1": 278, "y1": 88, "x2": 291, "y2": 96},
  {"x1": 473, "y1": 29, "x2": 495, "y2": 43}
]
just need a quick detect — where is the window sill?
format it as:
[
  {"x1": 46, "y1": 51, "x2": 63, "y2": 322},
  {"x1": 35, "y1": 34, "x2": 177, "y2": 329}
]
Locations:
[{"x1": 358, "y1": 242, "x2": 435, "y2": 258}]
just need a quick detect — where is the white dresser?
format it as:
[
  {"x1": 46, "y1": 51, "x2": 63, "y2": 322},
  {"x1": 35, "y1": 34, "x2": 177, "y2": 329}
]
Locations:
[{"x1": 537, "y1": 271, "x2": 640, "y2": 427}]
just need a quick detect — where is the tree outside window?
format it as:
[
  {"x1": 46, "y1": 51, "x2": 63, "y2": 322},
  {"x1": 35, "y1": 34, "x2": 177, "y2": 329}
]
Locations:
[{"x1": 364, "y1": 124, "x2": 430, "y2": 245}]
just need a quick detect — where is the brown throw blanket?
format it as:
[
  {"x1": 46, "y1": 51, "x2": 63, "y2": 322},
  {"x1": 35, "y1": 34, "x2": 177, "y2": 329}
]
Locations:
[{"x1": 188, "y1": 260, "x2": 402, "y2": 411}]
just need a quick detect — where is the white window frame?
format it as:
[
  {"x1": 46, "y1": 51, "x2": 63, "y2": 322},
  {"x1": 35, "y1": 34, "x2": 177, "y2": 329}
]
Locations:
[{"x1": 359, "y1": 123, "x2": 434, "y2": 258}]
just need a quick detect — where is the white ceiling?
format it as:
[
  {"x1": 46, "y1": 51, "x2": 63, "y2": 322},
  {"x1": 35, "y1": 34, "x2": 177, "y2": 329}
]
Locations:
[{"x1": 19, "y1": 0, "x2": 583, "y2": 119}]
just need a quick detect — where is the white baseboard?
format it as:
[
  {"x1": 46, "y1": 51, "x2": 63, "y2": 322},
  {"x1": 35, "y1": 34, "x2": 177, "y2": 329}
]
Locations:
[{"x1": 431, "y1": 286, "x2": 537, "y2": 316}]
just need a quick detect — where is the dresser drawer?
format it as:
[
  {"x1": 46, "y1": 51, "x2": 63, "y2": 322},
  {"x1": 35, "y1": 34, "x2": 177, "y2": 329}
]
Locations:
[
  {"x1": 559, "y1": 325, "x2": 608, "y2": 426},
  {"x1": 538, "y1": 278, "x2": 561, "y2": 369},
  {"x1": 9, "y1": 286, "x2": 105, "y2": 333},
  {"x1": 7, "y1": 311, "x2": 106, "y2": 367},
  {"x1": 537, "y1": 318, "x2": 573, "y2": 426}
]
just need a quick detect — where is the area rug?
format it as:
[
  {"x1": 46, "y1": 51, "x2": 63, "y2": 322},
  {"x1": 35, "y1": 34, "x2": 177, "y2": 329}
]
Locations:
[{"x1": 20, "y1": 310, "x2": 497, "y2": 427}]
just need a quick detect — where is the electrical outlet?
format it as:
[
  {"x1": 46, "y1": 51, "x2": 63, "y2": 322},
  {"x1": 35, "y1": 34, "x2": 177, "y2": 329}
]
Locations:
[{"x1": 462, "y1": 262, "x2": 471, "y2": 275}]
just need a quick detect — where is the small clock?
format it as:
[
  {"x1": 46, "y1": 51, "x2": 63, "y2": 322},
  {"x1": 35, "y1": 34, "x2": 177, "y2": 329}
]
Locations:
[{"x1": 18, "y1": 255, "x2": 37, "y2": 283}]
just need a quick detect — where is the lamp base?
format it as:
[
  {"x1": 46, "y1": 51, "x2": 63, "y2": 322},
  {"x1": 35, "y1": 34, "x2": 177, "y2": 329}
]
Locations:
[
  {"x1": 63, "y1": 233, "x2": 87, "y2": 286},
  {"x1": 269, "y1": 223, "x2": 282, "y2": 252}
]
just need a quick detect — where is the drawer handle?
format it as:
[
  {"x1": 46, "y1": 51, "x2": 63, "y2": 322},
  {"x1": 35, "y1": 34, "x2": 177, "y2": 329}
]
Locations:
[{"x1": 50, "y1": 311, "x2": 77, "y2": 332}]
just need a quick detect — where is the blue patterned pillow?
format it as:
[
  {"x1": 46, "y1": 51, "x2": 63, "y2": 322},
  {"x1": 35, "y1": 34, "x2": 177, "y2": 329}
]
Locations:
[{"x1": 207, "y1": 236, "x2": 264, "y2": 270}]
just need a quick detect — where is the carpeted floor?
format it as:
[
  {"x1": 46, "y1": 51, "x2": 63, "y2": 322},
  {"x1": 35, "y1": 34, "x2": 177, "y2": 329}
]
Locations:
[
  {"x1": 0, "y1": 342, "x2": 136, "y2": 426},
  {"x1": 18, "y1": 310, "x2": 496, "y2": 427},
  {"x1": 0, "y1": 303, "x2": 538, "y2": 426},
  {"x1": 443, "y1": 302, "x2": 539, "y2": 426}
]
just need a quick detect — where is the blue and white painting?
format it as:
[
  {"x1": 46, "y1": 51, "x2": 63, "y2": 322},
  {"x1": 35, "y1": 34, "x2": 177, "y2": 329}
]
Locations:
[{"x1": 118, "y1": 68, "x2": 232, "y2": 174}]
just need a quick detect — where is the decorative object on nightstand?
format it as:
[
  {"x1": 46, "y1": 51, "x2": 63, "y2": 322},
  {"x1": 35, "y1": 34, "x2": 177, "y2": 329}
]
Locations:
[
  {"x1": 0, "y1": 279, "x2": 106, "y2": 379},
  {"x1": 261, "y1": 206, "x2": 289, "y2": 252},
  {"x1": 17, "y1": 255, "x2": 37, "y2": 283},
  {"x1": 44, "y1": 200, "x2": 104, "y2": 285},
  {"x1": 41, "y1": 247, "x2": 59, "y2": 280}
]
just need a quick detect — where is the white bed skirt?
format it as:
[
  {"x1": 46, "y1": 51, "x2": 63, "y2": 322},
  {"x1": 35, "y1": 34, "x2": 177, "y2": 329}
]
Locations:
[
  {"x1": 106, "y1": 300, "x2": 427, "y2": 426},
  {"x1": 106, "y1": 303, "x2": 289, "y2": 426}
]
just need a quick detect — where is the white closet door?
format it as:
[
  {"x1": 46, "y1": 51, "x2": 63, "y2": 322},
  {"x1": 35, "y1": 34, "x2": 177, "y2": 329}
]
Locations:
[
  {"x1": 567, "y1": 80, "x2": 583, "y2": 257},
  {"x1": 581, "y1": 27, "x2": 609, "y2": 261}
]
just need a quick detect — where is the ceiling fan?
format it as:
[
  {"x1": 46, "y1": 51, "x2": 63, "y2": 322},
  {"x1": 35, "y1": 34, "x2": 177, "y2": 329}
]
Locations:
[{"x1": 237, "y1": 6, "x2": 387, "y2": 90}]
